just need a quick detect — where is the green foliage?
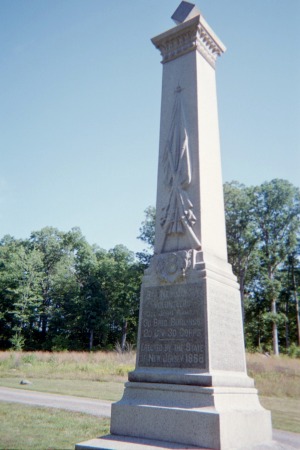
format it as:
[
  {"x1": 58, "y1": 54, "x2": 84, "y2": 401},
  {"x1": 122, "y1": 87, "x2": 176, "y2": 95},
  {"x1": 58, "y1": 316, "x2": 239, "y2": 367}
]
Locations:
[
  {"x1": 137, "y1": 206, "x2": 156, "y2": 248},
  {"x1": 10, "y1": 333, "x2": 25, "y2": 351},
  {"x1": 51, "y1": 335, "x2": 70, "y2": 351},
  {"x1": 0, "y1": 236, "x2": 44, "y2": 349},
  {"x1": 224, "y1": 181, "x2": 258, "y2": 274},
  {"x1": 262, "y1": 312, "x2": 288, "y2": 327},
  {"x1": 226, "y1": 180, "x2": 300, "y2": 354},
  {"x1": 288, "y1": 343, "x2": 300, "y2": 358},
  {"x1": 0, "y1": 228, "x2": 144, "y2": 351},
  {"x1": 137, "y1": 206, "x2": 155, "y2": 266}
]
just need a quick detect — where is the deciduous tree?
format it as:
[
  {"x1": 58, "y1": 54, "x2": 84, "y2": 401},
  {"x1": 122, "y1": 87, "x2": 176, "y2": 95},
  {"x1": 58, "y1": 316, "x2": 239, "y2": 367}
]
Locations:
[{"x1": 252, "y1": 179, "x2": 300, "y2": 354}]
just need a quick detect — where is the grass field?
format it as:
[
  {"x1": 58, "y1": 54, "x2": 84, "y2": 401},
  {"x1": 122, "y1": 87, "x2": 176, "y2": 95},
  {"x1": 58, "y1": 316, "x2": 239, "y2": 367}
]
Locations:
[
  {"x1": 246, "y1": 353, "x2": 300, "y2": 433},
  {"x1": 0, "y1": 402, "x2": 109, "y2": 450},
  {"x1": 0, "y1": 377, "x2": 125, "y2": 401},
  {"x1": 0, "y1": 351, "x2": 129, "y2": 449},
  {"x1": 0, "y1": 350, "x2": 299, "y2": 449},
  {"x1": 0, "y1": 350, "x2": 136, "y2": 381},
  {"x1": 247, "y1": 353, "x2": 300, "y2": 399}
]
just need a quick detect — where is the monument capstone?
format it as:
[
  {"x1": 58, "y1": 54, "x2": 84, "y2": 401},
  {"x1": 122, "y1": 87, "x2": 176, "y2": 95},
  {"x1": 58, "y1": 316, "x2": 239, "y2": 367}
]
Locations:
[{"x1": 76, "y1": 2, "x2": 276, "y2": 449}]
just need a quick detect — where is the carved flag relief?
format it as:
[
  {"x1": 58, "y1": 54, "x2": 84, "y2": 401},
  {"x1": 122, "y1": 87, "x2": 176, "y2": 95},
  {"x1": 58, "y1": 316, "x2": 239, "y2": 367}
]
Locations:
[{"x1": 159, "y1": 86, "x2": 201, "y2": 252}]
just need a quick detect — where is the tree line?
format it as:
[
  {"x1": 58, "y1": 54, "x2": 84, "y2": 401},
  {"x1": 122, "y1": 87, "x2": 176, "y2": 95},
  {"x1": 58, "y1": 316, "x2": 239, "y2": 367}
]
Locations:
[
  {"x1": 224, "y1": 179, "x2": 300, "y2": 355},
  {"x1": 0, "y1": 178, "x2": 299, "y2": 354},
  {"x1": 0, "y1": 228, "x2": 143, "y2": 351}
]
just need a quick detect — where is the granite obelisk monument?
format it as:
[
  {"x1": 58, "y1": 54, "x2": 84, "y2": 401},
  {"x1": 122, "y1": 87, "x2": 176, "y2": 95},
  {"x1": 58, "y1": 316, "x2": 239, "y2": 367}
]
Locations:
[{"x1": 77, "y1": 2, "x2": 273, "y2": 449}]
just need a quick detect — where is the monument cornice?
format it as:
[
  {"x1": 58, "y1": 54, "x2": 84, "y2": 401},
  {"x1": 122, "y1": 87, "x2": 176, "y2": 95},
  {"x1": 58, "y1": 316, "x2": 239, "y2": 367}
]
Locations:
[{"x1": 151, "y1": 15, "x2": 226, "y2": 68}]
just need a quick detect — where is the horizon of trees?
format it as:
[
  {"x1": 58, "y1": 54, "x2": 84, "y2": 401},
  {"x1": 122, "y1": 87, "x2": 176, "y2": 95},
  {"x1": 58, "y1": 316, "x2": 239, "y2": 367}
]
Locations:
[
  {"x1": 225, "y1": 179, "x2": 300, "y2": 354},
  {"x1": 0, "y1": 178, "x2": 299, "y2": 355},
  {"x1": 0, "y1": 227, "x2": 143, "y2": 352}
]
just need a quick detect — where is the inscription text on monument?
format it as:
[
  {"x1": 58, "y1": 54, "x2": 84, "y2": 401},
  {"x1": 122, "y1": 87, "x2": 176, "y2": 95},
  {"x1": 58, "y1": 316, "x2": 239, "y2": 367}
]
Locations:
[{"x1": 138, "y1": 283, "x2": 206, "y2": 369}]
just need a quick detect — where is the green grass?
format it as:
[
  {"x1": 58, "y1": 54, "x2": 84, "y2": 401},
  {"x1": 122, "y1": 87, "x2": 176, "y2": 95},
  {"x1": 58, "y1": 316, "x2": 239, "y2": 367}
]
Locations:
[
  {"x1": 0, "y1": 377, "x2": 124, "y2": 401},
  {"x1": 260, "y1": 397, "x2": 300, "y2": 433},
  {"x1": 0, "y1": 402, "x2": 110, "y2": 450}
]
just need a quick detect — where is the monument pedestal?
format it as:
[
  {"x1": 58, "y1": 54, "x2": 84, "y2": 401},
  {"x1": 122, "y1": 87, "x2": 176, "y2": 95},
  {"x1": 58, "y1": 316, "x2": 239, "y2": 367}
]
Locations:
[
  {"x1": 111, "y1": 383, "x2": 271, "y2": 450},
  {"x1": 110, "y1": 255, "x2": 272, "y2": 449}
]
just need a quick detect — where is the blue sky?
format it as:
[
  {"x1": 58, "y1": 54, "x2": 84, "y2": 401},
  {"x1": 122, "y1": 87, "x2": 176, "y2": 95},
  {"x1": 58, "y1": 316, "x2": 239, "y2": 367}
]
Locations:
[{"x1": 1, "y1": 0, "x2": 299, "y2": 253}]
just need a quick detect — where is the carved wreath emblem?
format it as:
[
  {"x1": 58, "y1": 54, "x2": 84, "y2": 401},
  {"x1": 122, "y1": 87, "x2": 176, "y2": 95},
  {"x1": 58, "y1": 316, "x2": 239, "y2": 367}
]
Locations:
[{"x1": 155, "y1": 250, "x2": 192, "y2": 283}]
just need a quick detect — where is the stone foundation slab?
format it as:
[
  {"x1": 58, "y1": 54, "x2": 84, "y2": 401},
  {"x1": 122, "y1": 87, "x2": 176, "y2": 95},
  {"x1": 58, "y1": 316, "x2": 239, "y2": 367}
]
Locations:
[{"x1": 109, "y1": 383, "x2": 272, "y2": 450}]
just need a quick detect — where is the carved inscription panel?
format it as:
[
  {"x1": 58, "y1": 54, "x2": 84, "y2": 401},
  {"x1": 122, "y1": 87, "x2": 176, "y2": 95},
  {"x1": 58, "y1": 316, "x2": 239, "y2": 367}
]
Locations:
[{"x1": 138, "y1": 283, "x2": 206, "y2": 369}]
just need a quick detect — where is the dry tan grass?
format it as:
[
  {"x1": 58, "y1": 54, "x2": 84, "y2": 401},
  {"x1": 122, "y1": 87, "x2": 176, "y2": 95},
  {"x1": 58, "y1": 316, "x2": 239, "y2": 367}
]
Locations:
[
  {"x1": 246, "y1": 353, "x2": 300, "y2": 399},
  {"x1": 0, "y1": 350, "x2": 135, "y2": 365},
  {"x1": 1, "y1": 350, "x2": 299, "y2": 397},
  {"x1": 0, "y1": 350, "x2": 136, "y2": 381}
]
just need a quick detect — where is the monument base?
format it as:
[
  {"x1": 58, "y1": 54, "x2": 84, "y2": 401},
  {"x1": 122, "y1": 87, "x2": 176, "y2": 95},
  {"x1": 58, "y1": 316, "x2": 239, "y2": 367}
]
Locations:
[
  {"x1": 75, "y1": 435, "x2": 204, "y2": 449},
  {"x1": 108, "y1": 382, "x2": 272, "y2": 450},
  {"x1": 129, "y1": 368, "x2": 255, "y2": 387},
  {"x1": 75, "y1": 435, "x2": 296, "y2": 450}
]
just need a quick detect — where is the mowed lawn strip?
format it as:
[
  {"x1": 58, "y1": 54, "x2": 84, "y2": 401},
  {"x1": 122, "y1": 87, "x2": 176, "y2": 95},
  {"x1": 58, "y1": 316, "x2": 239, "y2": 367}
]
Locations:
[
  {"x1": 260, "y1": 397, "x2": 300, "y2": 434},
  {"x1": 0, "y1": 402, "x2": 110, "y2": 450},
  {"x1": 0, "y1": 378, "x2": 124, "y2": 401}
]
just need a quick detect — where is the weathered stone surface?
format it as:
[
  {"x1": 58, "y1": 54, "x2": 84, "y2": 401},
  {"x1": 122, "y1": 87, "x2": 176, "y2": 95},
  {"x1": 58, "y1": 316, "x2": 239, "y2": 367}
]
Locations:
[
  {"x1": 110, "y1": 5, "x2": 273, "y2": 446},
  {"x1": 206, "y1": 276, "x2": 246, "y2": 372},
  {"x1": 77, "y1": 3, "x2": 273, "y2": 449},
  {"x1": 137, "y1": 283, "x2": 206, "y2": 369},
  {"x1": 110, "y1": 383, "x2": 272, "y2": 449},
  {"x1": 76, "y1": 438, "x2": 298, "y2": 450},
  {"x1": 76, "y1": 436, "x2": 203, "y2": 449},
  {"x1": 130, "y1": 256, "x2": 251, "y2": 386}
]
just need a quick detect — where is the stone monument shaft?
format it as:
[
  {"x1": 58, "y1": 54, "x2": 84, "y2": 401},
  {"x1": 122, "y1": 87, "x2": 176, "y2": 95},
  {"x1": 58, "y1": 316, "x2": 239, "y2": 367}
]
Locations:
[
  {"x1": 152, "y1": 14, "x2": 227, "y2": 261},
  {"x1": 130, "y1": 5, "x2": 247, "y2": 385},
  {"x1": 109, "y1": 3, "x2": 273, "y2": 449}
]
